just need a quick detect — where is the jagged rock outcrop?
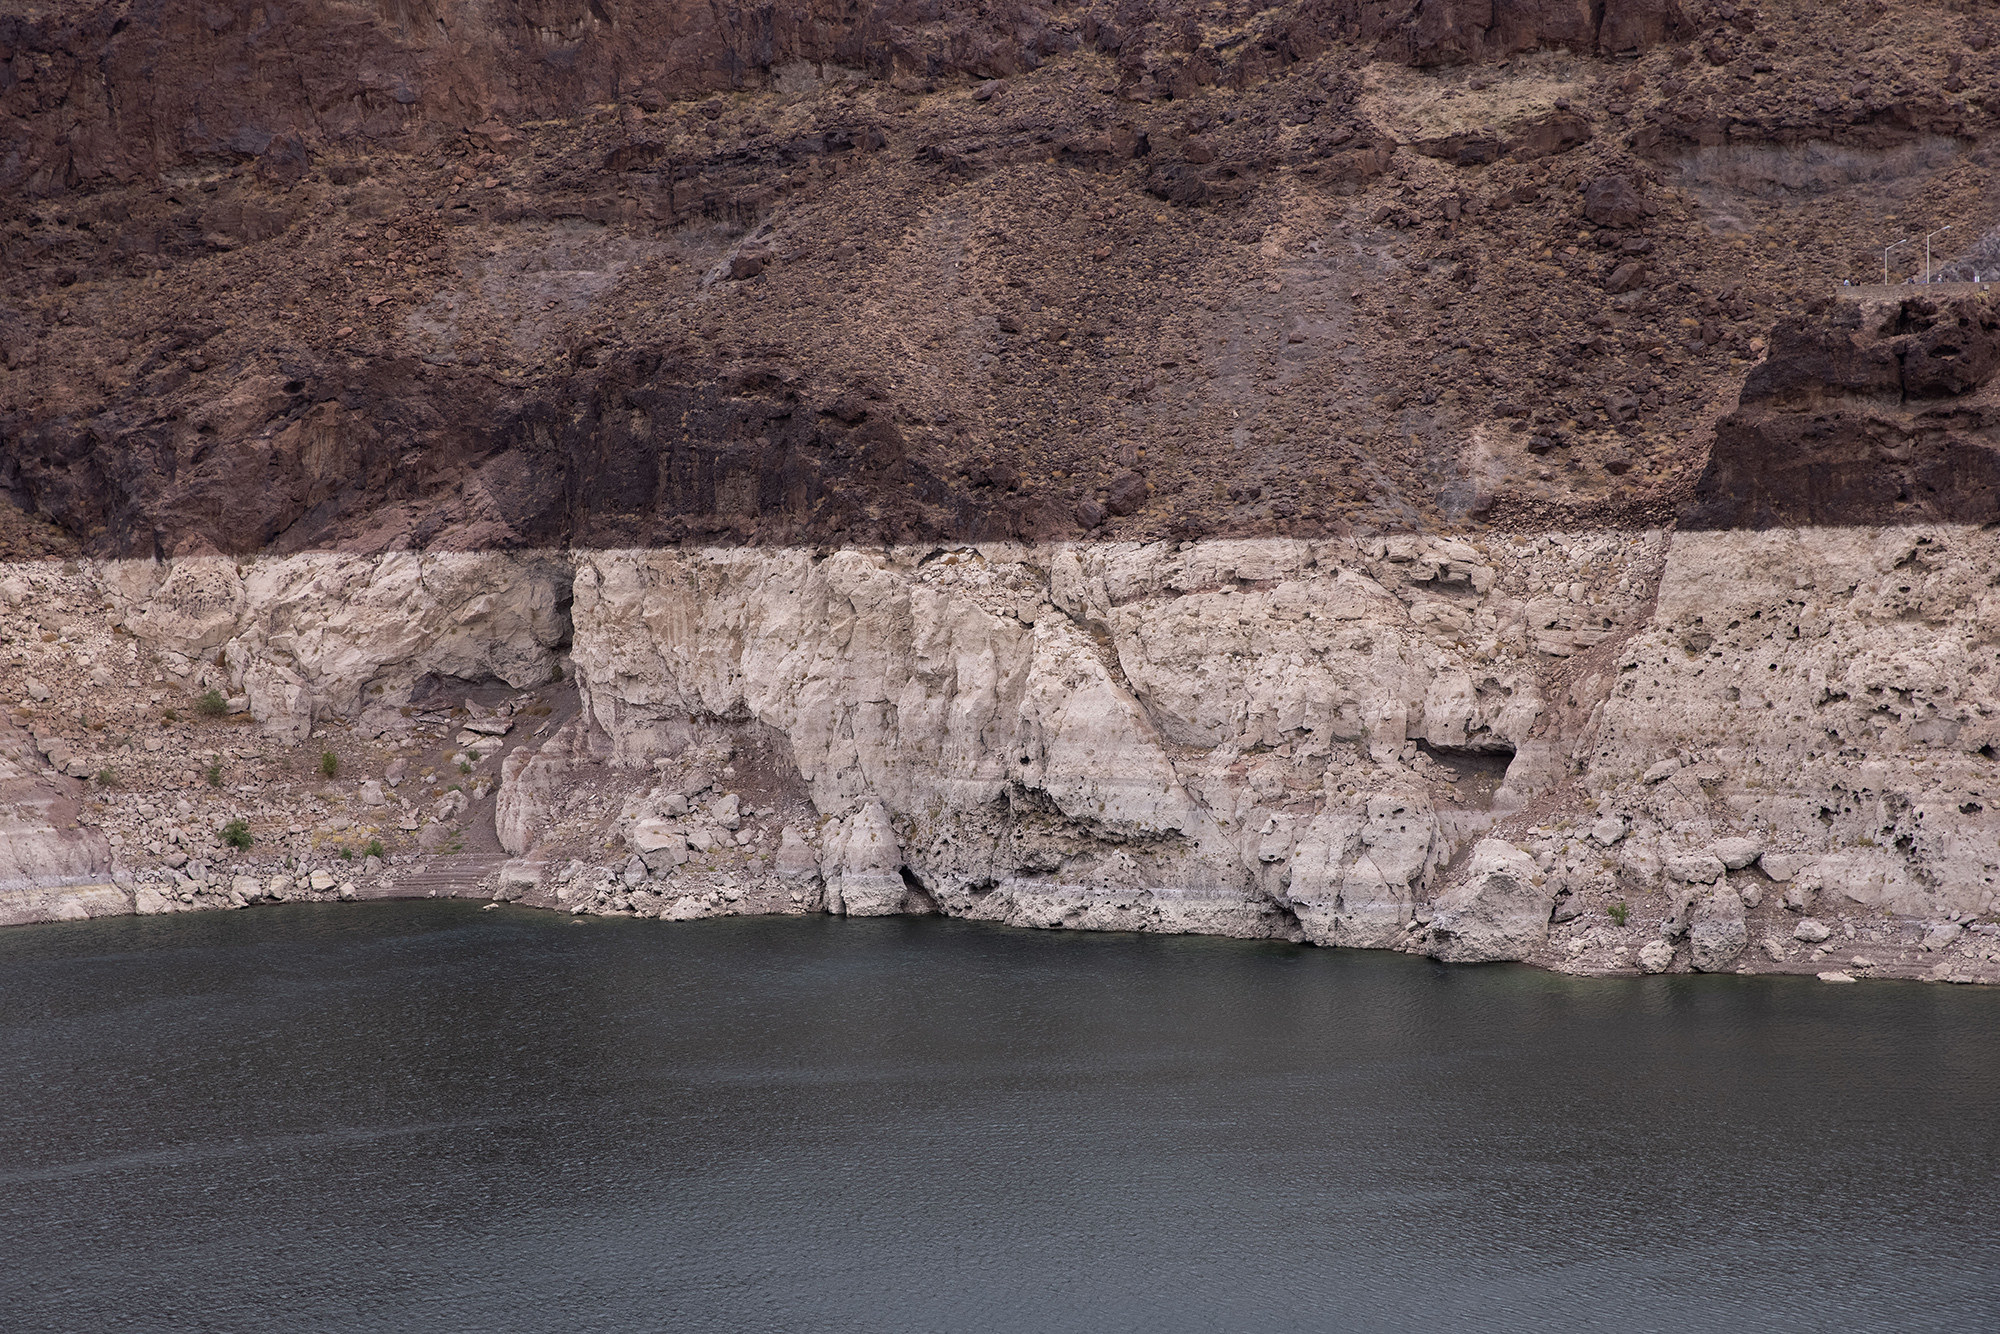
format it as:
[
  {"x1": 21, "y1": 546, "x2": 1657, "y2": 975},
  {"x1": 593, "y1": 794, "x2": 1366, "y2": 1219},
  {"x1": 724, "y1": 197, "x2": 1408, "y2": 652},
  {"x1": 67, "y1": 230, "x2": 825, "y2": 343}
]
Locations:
[
  {"x1": 823, "y1": 802, "x2": 918, "y2": 915},
  {"x1": 1584, "y1": 526, "x2": 2000, "y2": 922},
  {"x1": 560, "y1": 536, "x2": 1595, "y2": 939},
  {"x1": 1, "y1": 527, "x2": 1999, "y2": 982},
  {"x1": 1285, "y1": 791, "x2": 1441, "y2": 947},
  {"x1": 1689, "y1": 885, "x2": 1748, "y2": 971},
  {"x1": 0, "y1": 720, "x2": 116, "y2": 925},
  {"x1": 1422, "y1": 838, "x2": 1550, "y2": 963},
  {"x1": 1688, "y1": 294, "x2": 2000, "y2": 528},
  {"x1": 102, "y1": 552, "x2": 571, "y2": 741}
]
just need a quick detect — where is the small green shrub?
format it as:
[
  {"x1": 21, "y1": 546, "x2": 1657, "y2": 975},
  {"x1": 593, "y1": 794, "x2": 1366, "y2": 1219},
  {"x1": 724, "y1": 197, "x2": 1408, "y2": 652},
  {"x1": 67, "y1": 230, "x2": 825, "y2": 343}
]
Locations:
[
  {"x1": 319, "y1": 750, "x2": 339, "y2": 778},
  {"x1": 195, "y1": 689, "x2": 228, "y2": 719},
  {"x1": 1608, "y1": 902, "x2": 1631, "y2": 927},
  {"x1": 204, "y1": 763, "x2": 222, "y2": 787},
  {"x1": 458, "y1": 760, "x2": 472, "y2": 775},
  {"x1": 94, "y1": 767, "x2": 118, "y2": 787},
  {"x1": 220, "y1": 818, "x2": 253, "y2": 850},
  {"x1": 161, "y1": 708, "x2": 179, "y2": 723},
  {"x1": 339, "y1": 845, "x2": 354, "y2": 861},
  {"x1": 364, "y1": 839, "x2": 385, "y2": 860}
]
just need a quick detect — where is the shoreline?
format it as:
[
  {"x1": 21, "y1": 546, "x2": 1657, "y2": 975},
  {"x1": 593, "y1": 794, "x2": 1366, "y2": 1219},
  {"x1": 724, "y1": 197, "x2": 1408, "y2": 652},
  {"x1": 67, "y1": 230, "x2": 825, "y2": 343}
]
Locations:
[{"x1": 11, "y1": 878, "x2": 1995, "y2": 987}]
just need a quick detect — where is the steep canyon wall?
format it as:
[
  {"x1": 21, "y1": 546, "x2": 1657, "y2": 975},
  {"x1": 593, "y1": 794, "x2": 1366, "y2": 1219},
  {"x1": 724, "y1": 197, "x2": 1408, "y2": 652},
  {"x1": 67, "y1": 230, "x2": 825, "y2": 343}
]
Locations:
[{"x1": 3, "y1": 531, "x2": 1997, "y2": 981}]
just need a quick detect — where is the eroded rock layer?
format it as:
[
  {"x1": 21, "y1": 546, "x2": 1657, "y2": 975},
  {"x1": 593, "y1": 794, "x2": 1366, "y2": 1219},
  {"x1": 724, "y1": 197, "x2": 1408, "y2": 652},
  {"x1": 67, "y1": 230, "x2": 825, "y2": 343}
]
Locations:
[{"x1": 3, "y1": 531, "x2": 1996, "y2": 982}]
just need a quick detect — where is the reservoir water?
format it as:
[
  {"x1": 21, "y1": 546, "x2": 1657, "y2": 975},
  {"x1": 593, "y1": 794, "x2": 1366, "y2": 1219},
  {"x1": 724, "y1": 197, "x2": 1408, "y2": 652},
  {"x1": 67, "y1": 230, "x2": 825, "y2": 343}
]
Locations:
[{"x1": 2, "y1": 903, "x2": 1996, "y2": 1332}]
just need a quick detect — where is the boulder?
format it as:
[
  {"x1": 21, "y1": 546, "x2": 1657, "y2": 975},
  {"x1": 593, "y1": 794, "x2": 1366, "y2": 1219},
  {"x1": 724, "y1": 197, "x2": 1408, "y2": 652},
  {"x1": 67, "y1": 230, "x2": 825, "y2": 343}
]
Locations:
[
  {"x1": 631, "y1": 819, "x2": 685, "y2": 854},
  {"x1": 1688, "y1": 887, "x2": 1747, "y2": 972},
  {"x1": 1425, "y1": 840, "x2": 1550, "y2": 963},
  {"x1": 1582, "y1": 173, "x2": 1647, "y2": 227},
  {"x1": 1637, "y1": 939, "x2": 1675, "y2": 973},
  {"x1": 775, "y1": 826, "x2": 820, "y2": 881},
  {"x1": 822, "y1": 802, "x2": 915, "y2": 916},
  {"x1": 1711, "y1": 836, "x2": 1763, "y2": 870},
  {"x1": 1921, "y1": 922, "x2": 1965, "y2": 951},
  {"x1": 711, "y1": 793, "x2": 742, "y2": 830},
  {"x1": 1794, "y1": 917, "x2": 1832, "y2": 943},
  {"x1": 1667, "y1": 851, "x2": 1726, "y2": 885},
  {"x1": 1604, "y1": 261, "x2": 1648, "y2": 294},
  {"x1": 1760, "y1": 852, "x2": 1810, "y2": 882},
  {"x1": 1105, "y1": 471, "x2": 1149, "y2": 516}
]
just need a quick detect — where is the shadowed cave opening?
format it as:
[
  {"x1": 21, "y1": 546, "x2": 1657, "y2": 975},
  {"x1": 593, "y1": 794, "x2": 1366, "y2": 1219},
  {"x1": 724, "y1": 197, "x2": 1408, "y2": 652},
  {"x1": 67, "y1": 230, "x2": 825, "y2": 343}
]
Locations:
[{"x1": 1415, "y1": 740, "x2": 1516, "y2": 808}]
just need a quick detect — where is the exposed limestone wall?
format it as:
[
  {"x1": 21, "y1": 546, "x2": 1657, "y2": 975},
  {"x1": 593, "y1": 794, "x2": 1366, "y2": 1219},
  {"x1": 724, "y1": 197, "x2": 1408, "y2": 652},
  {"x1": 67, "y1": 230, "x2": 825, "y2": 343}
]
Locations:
[
  {"x1": 564, "y1": 534, "x2": 1660, "y2": 943},
  {"x1": 1584, "y1": 528, "x2": 2000, "y2": 921},
  {"x1": 2, "y1": 529, "x2": 1998, "y2": 979},
  {"x1": 98, "y1": 552, "x2": 572, "y2": 741}
]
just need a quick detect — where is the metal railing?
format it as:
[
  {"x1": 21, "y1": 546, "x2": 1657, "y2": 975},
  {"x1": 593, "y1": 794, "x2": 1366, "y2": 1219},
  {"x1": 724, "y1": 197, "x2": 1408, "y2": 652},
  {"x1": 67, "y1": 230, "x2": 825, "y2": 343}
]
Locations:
[{"x1": 1835, "y1": 281, "x2": 1999, "y2": 300}]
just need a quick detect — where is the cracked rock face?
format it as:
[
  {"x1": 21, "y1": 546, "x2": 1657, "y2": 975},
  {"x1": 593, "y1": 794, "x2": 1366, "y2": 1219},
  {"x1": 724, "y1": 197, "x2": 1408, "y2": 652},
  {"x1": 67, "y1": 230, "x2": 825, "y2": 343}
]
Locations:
[
  {"x1": 1689, "y1": 887, "x2": 1749, "y2": 972},
  {"x1": 1423, "y1": 838, "x2": 1551, "y2": 963},
  {"x1": 563, "y1": 536, "x2": 1599, "y2": 940},
  {"x1": 2, "y1": 527, "x2": 2000, "y2": 985}
]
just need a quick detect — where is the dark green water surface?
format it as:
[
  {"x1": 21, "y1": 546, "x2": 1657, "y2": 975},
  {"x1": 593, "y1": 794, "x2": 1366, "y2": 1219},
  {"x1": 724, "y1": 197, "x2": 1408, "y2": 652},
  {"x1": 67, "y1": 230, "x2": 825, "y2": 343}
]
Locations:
[{"x1": 2, "y1": 903, "x2": 1996, "y2": 1332}]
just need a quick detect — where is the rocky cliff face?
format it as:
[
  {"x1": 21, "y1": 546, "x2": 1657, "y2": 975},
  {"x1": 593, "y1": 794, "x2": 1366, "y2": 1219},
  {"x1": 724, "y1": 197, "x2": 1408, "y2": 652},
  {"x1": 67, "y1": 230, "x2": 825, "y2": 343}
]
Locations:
[
  {"x1": 4, "y1": 532, "x2": 1997, "y2": 982},
  {"x1": 1689, "y1": 292, "x2": 2000, "y2": 527},
  {"x1": 8, "y1": 0, "x2": 2000, "y2": 555},
  {"x1": 6, "y1": 0, "x2": 2000, "y2": 979}
]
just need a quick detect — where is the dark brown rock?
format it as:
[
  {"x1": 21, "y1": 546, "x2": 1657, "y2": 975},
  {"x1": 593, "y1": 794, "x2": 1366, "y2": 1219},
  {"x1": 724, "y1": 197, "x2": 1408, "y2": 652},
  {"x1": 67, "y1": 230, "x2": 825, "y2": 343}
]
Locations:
[
  {"x1": 0, "y1": 0, "x2": 1968, "y2": 557},
  {"x1": 1105, "y1": 471, "x2": 1149, "y2": 516},
  {"x1": 1604, "y1": 261, "x2": 1648, "y2": 294},
  {"x1": 1687, "y1": 296, "x2": 2000, "y2": 528},
  {"x1": 1505, "y1": 110, "x2": 1593, "y2": 159},
  {"x1": 1582, "y1": 175, "x2": 1648, "y2": 228}
]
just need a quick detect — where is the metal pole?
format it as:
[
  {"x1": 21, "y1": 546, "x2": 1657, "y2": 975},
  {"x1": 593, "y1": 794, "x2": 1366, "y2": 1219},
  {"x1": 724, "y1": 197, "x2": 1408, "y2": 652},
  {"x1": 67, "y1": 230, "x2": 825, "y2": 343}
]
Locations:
[
  {"x1": 1885, "y1": 237, "x2": 1912, "y2": 285},
  {"x1": 1926, "y1": 225, "x2": 1953, "y2": 284}
]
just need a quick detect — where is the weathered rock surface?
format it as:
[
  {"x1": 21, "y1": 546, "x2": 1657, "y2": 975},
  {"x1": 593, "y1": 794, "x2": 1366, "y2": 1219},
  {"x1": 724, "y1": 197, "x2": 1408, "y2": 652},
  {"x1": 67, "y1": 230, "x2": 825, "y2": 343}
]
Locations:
[
  {"x1": 1689, "y1": 295, "x2": 2000, "y2": 529},
  {"x1": 15, "y1": 0, "x2": 1999, "y2": 563},
  {"x1": 1423, "y1": 839, "x2": 1550, "y2": 963},
  {"x1": 1585, "y1": 526, "x2": 2000, "y2": 923},
  {"x1": 0, "y1": 527, "x2": 1997, "y2": 985},
  {"x1": 0, "y1": 716, "x2": 118, "y2": 925},
  {"x1": 1689, "y1": 887, "x2": 1748, "y2": 972},
  {"x1": 104, "y1": 552, "x2": 570, "y2": 743}
]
